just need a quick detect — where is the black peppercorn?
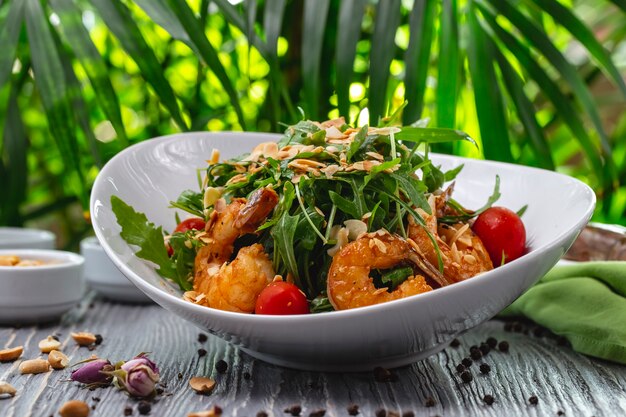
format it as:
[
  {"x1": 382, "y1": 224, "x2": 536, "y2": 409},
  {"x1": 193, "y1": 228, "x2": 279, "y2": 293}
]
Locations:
[
  {"x1": 137, "y1": 401, "x2": 151, "y2": 415},
  {"x1": 479, "y1": 363, "x2": 491, "y2": 374},
  {"x1": 460, "y1": 370, "x2": 473, "y2": 383},
  {"x1": 498, "y1": 341, "x2": 510, "y2": 352},
  {"x1": 215, "y1": 359, "x2": 228, "y2": 373},
  {"x1": 483, "y1": 395, "x2": 494, "y2": 405}
]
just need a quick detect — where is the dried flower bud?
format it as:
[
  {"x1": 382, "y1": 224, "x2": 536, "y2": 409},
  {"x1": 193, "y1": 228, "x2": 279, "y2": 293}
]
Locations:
[
  {"x1": 71, "y1": 359, "x2": 113, "y2": 386},
  {"x1": 115, "y1": 354, "x2": 160, "y2": 398}
]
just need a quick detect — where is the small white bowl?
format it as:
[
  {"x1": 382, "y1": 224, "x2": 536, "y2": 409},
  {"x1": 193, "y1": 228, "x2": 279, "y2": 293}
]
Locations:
[
  {"x1": 0, "y1": 249, "x2": 85, "y2": 324},
  {"x1": 0, "y1": 227, "x2": 56, "y2": 249},
  {"x1": 80, "y1": 237, "x2": 152, "y2": 303}
]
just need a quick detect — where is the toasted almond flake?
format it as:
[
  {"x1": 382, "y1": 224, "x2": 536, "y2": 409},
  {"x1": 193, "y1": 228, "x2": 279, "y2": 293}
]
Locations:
[
  {"x1": 194, "y1": 293, "x2": 206, "y2": 303},
  {"x1": 189, "y1": 376, "x2": 216, "y2": 395},
  {"x1": 365, "y1": 151, "x2": 385, "y2": 161},
  {"x1": 361, "y1": 212, "x2": 372, "y2": 220},
  {"x1": 325, "y1": 146, "x2": 340, "y2": 153},
  {"x1": 226, "y1": 174, "x2": 248, "y2": 185},
  {"x1": 451, "y1": 242, "x2": 461, "y2": 264},
  {"x1": 448, "y1": 224, "x2": 470, "y2": 247},
  {"x1": 373, "y1": 288, "x2": 388, "y2": 296},
  {"x1": 314, "y1": 206, "x2": 325, "y2": 217},
  {"x1": 39, "y1": 336, "x2": 61, "y2": 353},
  {"x1": 183, "y1": 291, "x2": 199, "y2": 302},
  {"x1": 0, "y1": 346, "x2": 23, "y2": 362},
  {"x1": 463, "y1": 254, "x2": 477, "y2": 264},
  {"x1": 321, "y1": 164, "x2": 341, "y2": 178},
  {"x1": 327, "y1": 227, "x2": 349, "y2": 257},
  {"x1": 372, "y1": 238, "x2": 387, "y2": 253},
  {"x1": 344, "y1": 220, "x2": 367, "y2": 241},
  {"x1": 233, "y1": 164, "x2": 247, "y2": 173},
  {"x1": 209, "y1": 149, "x2": 220, "y2": 164},
  {"x1": 71, "y1": 332, "x2": 96, "y2": 346},
  {"x1": 320, "y1": 117, "x2": 346, "y2": 128},
  {"x1": 291, "y1": 174, "x2": 304, "y2": 184},
  {"x1": 324, "y1": 126, "x2": 346, "y2": 140}
]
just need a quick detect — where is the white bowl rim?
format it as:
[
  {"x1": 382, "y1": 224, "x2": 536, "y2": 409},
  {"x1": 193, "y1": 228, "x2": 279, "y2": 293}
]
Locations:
[
  {"x1": 0, "y1": 227, "x2": 55, "y2": 244},
  {"x1": 92, "y1": 131, "x2": 596, "y2": 323},
  {"x1": 0, "y1": 249, "x2": 84, "y2": 270}
]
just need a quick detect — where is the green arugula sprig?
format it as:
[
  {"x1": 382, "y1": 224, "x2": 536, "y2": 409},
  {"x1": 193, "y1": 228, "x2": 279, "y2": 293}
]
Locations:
[{"x1": 111, "y1": 120, "x2": 502, "y2": 305}]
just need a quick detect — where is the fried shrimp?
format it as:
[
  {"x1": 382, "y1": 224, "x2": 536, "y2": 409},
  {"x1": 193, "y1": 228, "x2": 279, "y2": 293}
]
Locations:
[
  {"x1": 407, "y1": 195, "x2": 493, "y2": 284},
  {"x1": 327, "y1": 231, "x2": 434, "y2": 310},
  {"x1": 192, "y1": 187, "x2": 278, "y2": 312}
]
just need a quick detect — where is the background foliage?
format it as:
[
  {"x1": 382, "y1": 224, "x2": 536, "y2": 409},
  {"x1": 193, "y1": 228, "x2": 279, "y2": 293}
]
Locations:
[{"x1": 0, "y1": 0, "x2": 625, "y2": 249}]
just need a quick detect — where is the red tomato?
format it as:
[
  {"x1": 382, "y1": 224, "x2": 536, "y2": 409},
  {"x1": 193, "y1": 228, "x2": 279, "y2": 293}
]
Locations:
[
  {"x1": 255, "y1": 282, "x2": 310, "y2": 315},
  {"x1": 174, "y1": 217, "x2": 206, "y2": 233},
  {"x1": 472, "y1": 207, "x2": 526, "y2": 265},
  {"x1": 166, "y1": 243, "x2": 173, "y2": 257}
]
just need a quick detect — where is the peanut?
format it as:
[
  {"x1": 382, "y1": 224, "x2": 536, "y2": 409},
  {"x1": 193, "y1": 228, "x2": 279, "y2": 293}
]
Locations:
[
  {"x1": 48, "y1": 350, "x2": 69, "y2": 370},
  {"x1": 188, "y1": 407, "x2": 222, "y2": 417},
  {"x1": 59, "y1": 400, "x2": 90, "y2": 417},
  {"x1": 38, "y1": 336, "x2": 61, "y2": 353},
  {"x1": 71, "y1": 332, "x2": 96, "y2": 346},
  {"x1": 19, "y1": 358, "x2": 50, "y2": 375},
  {"x1": 189, "y1": 376, "x2": 216, "y2": 395},
  {"x1": 0, "y1": 381, "x2": 16, "y2": 397},
  {"x1": 0, "y1": 346, "x2": 23, "y2": 362}
]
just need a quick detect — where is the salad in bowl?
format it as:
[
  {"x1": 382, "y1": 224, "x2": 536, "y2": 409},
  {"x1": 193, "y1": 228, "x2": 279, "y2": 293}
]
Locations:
[{"x1": 111, "y1": 118, "x2": 526, "y2": 315}]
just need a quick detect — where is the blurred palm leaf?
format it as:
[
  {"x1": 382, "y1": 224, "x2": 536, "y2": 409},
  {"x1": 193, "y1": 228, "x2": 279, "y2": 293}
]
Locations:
[{"x1": 2, "y1": 0, "x2": 626, "y2": 239}]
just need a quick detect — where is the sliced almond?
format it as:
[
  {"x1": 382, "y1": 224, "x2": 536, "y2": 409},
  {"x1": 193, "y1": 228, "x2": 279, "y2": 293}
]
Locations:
[
  {"x1": 59, "y1": 400, "x2": 90, "y2": 417},
  {"x1": 189, "y1": 376, "x2": 216, "y2": 395},
  {"x1": 48, "y1": 350, "x2": 69, "y2": 370},
  {"x1": 19, "y1": 358, "x2": 50, "y2": 375},
  {"x1": 0, "y1": 346, "x2": 23, "y2": 362},
  {"x1": 0, "y1": 381, "x2": 16, "y2": 397},
  {"x1": 39, "y1": 336, "x2": 61, "y2": 353},
  {"x1": 71, "y1": 332, "x2": 97, "y2": 346}
]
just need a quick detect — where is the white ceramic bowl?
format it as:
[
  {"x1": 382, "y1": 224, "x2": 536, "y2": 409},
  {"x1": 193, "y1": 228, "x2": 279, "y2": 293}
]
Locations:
[
  {"x1": 91, "y1": 132, "x2": 595, "y2": 371},
  {"x1": 0, "y1": 227, "x2": 56, "y2": 249},
  {"x1": 0, "y1": 249, "x2": 85, "y2": 324},
  {"x1": 80, "y1": 237, "x2": 152, "y2": 303}
]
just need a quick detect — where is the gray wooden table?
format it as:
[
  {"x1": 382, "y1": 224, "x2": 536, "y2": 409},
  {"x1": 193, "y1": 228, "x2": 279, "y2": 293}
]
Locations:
[{"x1": 1, "y1": 294, "x2": 625, "y2": 417}]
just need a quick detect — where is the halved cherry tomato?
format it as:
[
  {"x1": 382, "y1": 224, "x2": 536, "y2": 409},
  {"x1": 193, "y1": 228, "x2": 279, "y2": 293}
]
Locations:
[
  {"x1": 255, "y1": 282, "x2": 310, "y2": 315},
  {"x1": 472, "y1": 207, "x2": 526, "y2": 265},
  {"x1": 174, "y1": 217, "x2": 206, "y2": 233}
]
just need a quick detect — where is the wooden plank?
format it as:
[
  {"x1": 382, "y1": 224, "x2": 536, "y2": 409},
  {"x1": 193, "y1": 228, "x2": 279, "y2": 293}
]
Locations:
[{"x1": 1, "y1": 298, "x2": 625, "y2": 416}]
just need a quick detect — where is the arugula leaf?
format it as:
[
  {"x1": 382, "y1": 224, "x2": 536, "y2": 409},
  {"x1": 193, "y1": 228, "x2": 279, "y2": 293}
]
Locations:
[
  {"x1": 310, "y1": 295, "x2": 334, "y2": 313},
  {"x1": 440, "y1": 175, "x2": 502, "y2": 224},
  {"x1": 380, "y1": 266, "x2": 414, "y2": 291},
  {"x1": 111, "y1": 196, "x2": 177, "y2": 283},
  {"x1": 396, "y1": 127, "x2": 478, "y2": 148},
  {"x1": 347, "y1": 125, "x2": 368, "y2": 162},
  {"x1": 169, "y1": 189, "x2": 204, "y2": 217},
  {"x1": 443, "y1": 164, "x2": 464, "y2": 181},
  {"x1": 392, "y1": 172, "x2": 431, "y2": 214},
  {"x1": 329, "y1": 190, "x2": 359, "y2": 219},
  {"x1": 271, "y1": 211, "x2": 301, "y2": 282}
]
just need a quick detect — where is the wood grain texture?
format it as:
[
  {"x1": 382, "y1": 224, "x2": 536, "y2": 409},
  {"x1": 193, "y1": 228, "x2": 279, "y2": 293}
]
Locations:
[{"x1": 1, "y1": 296, "x2": 625, "y2": 417}]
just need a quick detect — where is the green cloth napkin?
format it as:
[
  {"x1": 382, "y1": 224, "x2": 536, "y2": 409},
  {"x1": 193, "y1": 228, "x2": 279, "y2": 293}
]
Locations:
[{"x1": 499, "y1": 261, "x2": 626, "y2": 365}]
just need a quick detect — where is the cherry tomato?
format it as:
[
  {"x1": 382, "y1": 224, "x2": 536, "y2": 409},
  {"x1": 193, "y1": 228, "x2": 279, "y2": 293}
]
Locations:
[
  {"x1": 174, "y1": 217, "x2": 206, "y2": 233},
  {"x1": 472, "y1": 206, "x2": 526, "y2": 265},
  {"x1": 255, "y1": 282, "x2": 310, "y2": 315}
]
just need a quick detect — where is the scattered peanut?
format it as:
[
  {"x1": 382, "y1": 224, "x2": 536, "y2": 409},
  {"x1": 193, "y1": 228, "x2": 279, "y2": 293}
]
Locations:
[
  {"x1": 59, "y1": 400, "x2": 90, "y2": 417},
  {"x1": 19, "y1": 358, "x2": 50, "y2": 375},
  {"x1": 189, "y1": 376, "x2": 216, "y2": 395},
  {"x1": 48, "y1": 350, "x2": 69, "y2": 370},
  {"x1": 0, "y1": 346, "x2": 23, "y2": 362},
  {"x1": 0, "y1": 381, "x2": 17, "y2": 398},
  {"x1": 71, "y1": 332, "x2": 96, "y2": 346},
  {"x1": 188, "y1": 406, "x2": 222, "y2": 417},
  {"x1": 38, "y1": 336, "x2": 61, "y2": 353}
]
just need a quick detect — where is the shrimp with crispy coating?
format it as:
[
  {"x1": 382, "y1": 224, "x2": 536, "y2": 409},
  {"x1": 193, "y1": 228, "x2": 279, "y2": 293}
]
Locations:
[
  {"x1": 407, "y1": 194, "x2": 493, "y2": 285},
  {"x1": 327, "y1": 231, "x2": 436, "y2": 311},
  {"x1": 192, "y1": 187, "x2": 279, "y2": 312}
]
